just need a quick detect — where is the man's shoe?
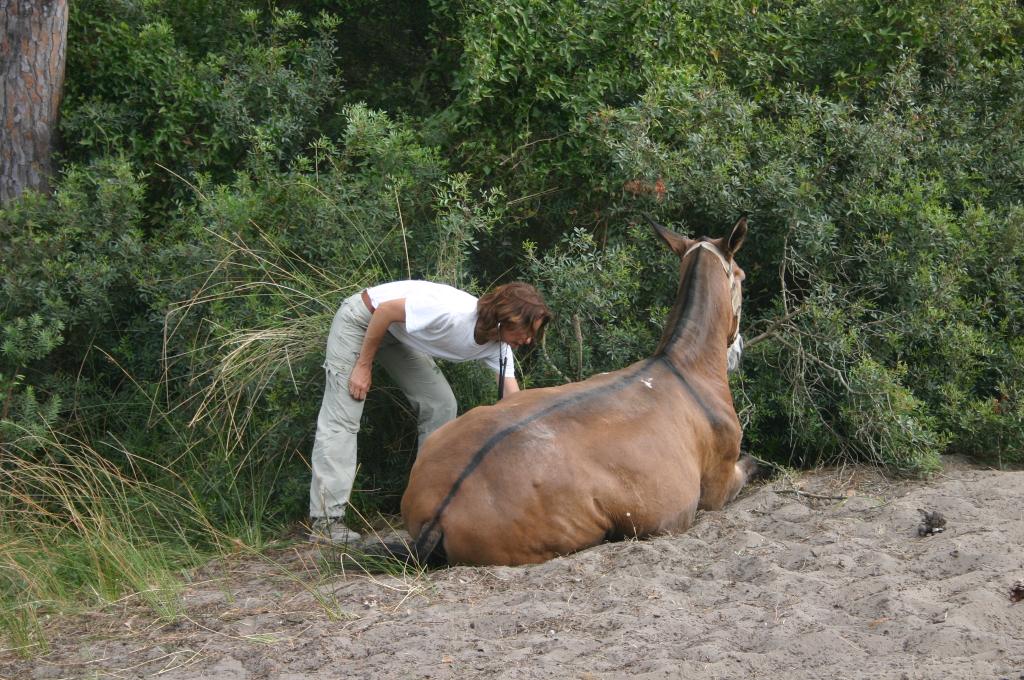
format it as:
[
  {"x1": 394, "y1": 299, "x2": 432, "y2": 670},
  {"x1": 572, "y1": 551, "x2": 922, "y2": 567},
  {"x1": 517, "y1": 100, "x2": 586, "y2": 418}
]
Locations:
[{"x1": 308, "y1": 517, "x2": 362, "y2": 545}]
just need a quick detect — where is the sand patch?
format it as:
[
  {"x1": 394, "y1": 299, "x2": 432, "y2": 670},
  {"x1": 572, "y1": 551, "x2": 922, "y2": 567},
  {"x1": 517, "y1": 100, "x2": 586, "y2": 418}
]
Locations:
[{"x1": 3, "y1": 463, "x2": 1023, "y2": 679}]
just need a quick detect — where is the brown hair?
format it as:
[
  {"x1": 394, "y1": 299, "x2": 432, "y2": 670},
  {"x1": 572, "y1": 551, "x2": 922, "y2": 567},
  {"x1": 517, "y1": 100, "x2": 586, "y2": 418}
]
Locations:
[{"x1": 476, "y1": 282, "x2": 553, "y2": 344}]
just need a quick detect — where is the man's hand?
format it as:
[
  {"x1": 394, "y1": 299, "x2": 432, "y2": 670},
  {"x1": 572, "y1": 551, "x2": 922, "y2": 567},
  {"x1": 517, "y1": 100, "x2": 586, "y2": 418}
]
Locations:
[
  {"x1": 348, "y1": 297, "x2": 406, "y2": 401},
  {"x1": 349, "y1": 362, "x2": 372, "y2": 401}
]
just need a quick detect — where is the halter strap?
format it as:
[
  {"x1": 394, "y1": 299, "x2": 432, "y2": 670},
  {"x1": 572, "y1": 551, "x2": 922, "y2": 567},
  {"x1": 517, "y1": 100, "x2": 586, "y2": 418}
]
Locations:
[{"x1": 683, "y1": 241, "x2": 734, "y2": 285}]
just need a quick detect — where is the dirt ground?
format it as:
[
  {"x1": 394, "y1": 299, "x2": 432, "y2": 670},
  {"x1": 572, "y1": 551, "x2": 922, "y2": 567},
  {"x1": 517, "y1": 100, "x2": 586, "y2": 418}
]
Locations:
[{"x1": 3, "y1": 460, "x2": 1023, "y2": 680}]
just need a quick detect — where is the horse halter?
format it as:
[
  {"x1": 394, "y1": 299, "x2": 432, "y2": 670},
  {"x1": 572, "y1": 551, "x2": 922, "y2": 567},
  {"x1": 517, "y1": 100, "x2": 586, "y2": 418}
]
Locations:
[{"x1": 682, "y1": 240, "x2": 742, "y2": 345}]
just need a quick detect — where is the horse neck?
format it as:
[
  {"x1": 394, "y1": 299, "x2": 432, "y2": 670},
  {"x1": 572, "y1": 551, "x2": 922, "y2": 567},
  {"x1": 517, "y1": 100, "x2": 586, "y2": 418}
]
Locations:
[{"x1": 654, "y1": 248, "x2": 732, "y2": 372}]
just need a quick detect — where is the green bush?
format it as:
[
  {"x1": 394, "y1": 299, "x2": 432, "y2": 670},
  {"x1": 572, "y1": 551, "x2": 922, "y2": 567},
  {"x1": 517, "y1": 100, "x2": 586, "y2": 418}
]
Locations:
[
  {"x1": 62, "y1": 0, "x2": 343, "y2": 214},
  {"x1": 0, "y1": 158, "x2": 145, "y2": 447}
]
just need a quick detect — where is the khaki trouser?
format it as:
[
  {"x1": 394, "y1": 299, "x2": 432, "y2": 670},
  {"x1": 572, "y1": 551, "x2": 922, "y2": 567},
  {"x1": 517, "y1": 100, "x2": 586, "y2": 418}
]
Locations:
[{"x1": 309, "y1": 293, "x2": 457, "y2": 519}]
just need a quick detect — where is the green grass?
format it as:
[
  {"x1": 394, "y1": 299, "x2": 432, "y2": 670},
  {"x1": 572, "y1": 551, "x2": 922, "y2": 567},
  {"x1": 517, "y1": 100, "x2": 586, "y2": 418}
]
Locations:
[
  {"x1": 0, "y1": 430, "x2": 437, "y2": 660},
  {"x1": 0, "y1": 218, "x2": 435, "y2": 657},
  {"x1": 0, "y1": 431, "x2": 229, "y2": 657}
]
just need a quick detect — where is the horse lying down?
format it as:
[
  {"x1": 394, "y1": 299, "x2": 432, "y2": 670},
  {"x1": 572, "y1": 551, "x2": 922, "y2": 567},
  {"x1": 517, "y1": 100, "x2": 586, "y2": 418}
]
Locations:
[{"x1": 393, "y1": 216, "x2": 755, "y2": 567}]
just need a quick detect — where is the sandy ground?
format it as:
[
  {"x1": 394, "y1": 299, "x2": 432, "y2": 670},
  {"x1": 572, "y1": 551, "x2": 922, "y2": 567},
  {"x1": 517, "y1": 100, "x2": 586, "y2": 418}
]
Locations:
[{"x1": 3, "y1": 461, "x2": 1023, "y2": 680}]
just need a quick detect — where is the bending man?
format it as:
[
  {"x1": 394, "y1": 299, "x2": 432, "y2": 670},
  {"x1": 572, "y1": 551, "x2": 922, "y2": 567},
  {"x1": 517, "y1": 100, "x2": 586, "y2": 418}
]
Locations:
[{"x1": 308, "y1": 280, "x2": 552, "y2": 544}]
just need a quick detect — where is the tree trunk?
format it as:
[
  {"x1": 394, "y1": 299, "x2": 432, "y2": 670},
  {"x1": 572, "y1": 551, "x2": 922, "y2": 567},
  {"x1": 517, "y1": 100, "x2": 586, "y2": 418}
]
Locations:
[{"x1": 1, "y1": 0, "x2": 68, "y2": 203}]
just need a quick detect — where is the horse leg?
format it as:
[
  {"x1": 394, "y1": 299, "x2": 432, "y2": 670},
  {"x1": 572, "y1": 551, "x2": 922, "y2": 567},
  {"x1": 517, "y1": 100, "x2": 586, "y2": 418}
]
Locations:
[{"x1": 699, "y1": 453, "x2": 758, "y2": 510}]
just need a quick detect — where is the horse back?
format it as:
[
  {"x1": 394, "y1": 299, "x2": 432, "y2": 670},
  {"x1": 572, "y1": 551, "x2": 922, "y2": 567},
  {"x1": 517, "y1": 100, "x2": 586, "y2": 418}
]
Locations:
[{"x1": 401, "y1": 359, "x2": 738, "y2": 564}]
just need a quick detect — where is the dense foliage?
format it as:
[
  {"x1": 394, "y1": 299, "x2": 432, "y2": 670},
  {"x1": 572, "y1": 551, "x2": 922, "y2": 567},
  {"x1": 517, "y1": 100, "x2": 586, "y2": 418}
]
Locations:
[{"x1": 2, "y1": 0, "x2": 1023, "y2": 572}]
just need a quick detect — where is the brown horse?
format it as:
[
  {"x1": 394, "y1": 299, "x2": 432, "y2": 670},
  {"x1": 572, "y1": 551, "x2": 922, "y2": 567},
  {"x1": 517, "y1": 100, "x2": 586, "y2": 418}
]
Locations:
[{"x1": 399, "y1": 216, "x2": 754, "y2": 566}]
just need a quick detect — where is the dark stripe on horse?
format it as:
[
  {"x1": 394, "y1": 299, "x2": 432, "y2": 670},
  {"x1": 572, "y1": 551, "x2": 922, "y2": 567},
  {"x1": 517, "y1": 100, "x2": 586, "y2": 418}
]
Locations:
[
  {"x1": 413, "y1": 357, "x2": 660, "y2": 558},
  {"x1": 657, "y1": 245, "x2": 706, "y2": 354},
  {"x1": 657, "y1": 355, "x2": 718, "y2": 426},
  {"x1": 654, "y1": 248, "x2": 720, "y2": 428}
]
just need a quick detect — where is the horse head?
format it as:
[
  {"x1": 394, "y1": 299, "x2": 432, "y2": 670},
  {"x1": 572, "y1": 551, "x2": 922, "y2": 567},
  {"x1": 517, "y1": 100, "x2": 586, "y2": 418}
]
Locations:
[{"x1": 647, "y1": 215, "x2": 748, "y2": 367}]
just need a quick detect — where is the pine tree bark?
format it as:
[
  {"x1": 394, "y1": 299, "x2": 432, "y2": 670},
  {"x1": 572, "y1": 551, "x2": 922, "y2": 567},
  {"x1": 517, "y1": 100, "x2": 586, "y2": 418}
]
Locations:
[{"x1": 1, "y1": 0, "x2": 68, "y2": 203}]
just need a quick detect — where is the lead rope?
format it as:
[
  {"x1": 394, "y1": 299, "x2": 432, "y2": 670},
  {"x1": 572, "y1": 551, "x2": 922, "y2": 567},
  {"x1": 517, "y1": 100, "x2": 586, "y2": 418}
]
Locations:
[{"x1": 497, "y1": 322, "x2": 507, "y2": 401}]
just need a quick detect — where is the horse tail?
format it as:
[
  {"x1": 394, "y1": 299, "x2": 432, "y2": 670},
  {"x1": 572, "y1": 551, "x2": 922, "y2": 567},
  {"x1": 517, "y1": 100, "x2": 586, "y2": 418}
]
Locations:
[
  {"x1": 414, "y1": 525, "x2": 447, "y2": 566},
  {"x1": 360, "y1": 528, "x2": 447, "y2": 570}
]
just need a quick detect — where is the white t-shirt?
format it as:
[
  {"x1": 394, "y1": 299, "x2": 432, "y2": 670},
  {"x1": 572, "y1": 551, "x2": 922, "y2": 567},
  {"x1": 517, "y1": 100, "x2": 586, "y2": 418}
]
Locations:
[{"x1": 367, "y1": 280, "x2": 514, "y2": 376}]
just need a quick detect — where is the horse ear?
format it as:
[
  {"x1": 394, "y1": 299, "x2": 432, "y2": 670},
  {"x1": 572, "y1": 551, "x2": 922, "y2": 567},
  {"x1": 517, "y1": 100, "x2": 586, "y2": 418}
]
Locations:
[
  {"x1": 645, "y1": 214, "x2": 692, "y2": 256},
  {"x1": 726, "y1": 216, "x2": 748, "y2": 257}
]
